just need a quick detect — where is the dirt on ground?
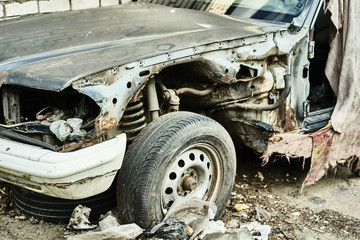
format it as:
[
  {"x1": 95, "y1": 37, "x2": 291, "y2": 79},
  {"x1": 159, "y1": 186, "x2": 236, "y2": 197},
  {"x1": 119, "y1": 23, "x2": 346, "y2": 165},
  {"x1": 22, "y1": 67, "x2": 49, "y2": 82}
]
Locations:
[
  {"x1": 222, "y1": 156, "x2": 360, "y2": 240},
  {"x1": 0, "y1": 155, "x2": 359, "y2": 240}
]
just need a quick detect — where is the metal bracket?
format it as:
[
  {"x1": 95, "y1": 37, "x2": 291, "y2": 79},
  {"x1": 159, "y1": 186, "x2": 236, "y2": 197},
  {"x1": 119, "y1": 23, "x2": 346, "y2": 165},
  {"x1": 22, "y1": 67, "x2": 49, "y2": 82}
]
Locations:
[{"x1": 308, "y1": 41, "x2": 315, "y2": 59}]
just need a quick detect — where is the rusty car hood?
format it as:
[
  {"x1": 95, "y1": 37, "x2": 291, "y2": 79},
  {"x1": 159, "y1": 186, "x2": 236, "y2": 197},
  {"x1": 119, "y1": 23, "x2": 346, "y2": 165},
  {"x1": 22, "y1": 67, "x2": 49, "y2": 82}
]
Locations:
[{"x1": 0, "y1": 3, "x2": 285, "y2": 91}]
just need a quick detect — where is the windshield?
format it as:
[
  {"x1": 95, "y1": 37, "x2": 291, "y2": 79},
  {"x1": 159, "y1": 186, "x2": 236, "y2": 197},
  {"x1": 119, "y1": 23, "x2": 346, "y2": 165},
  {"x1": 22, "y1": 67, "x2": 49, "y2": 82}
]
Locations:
[{"x1": 145, "y1": 0, "x2": 308, "y2": 23}]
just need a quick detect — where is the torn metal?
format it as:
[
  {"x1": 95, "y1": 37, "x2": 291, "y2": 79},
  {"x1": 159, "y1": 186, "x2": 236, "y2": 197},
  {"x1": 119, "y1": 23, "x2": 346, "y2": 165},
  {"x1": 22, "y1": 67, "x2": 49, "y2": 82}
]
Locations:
[
  {"x1": 263, "y1": 0, "x2": 360, "y2": 186},
  {"x1": 0, "y1": 1, "x2": 332, "y2": 198},
  {"x1": 0, "y1": 26, "x2": 311, "y2": 153}
]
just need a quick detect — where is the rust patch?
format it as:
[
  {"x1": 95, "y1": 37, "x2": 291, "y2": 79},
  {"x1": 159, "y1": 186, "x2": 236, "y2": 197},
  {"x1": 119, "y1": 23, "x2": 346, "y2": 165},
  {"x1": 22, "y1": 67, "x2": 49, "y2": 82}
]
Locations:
[
  {"x1": 92, "y1": 117, "x2": 117, "y2": 137},
  {"x1": 268, "y1": 135, "x2": 283, "y2": 142},
  {"x1": 132, "y1": 84, "x2": 146, "y2": 102},
  {"x1": 56, "y1": 137, "x2": 102, "y2": 152},
  {"x1": 45, "y1": 170, "x2": 117, "y2": 189},
  {"x1": 281, "y1": 105, "x2": 296, "y2": 132},
  {"x1": 133, "y1": 66, "x2": 157, "y2": 102},
  {"x1": 236, "y1": 76, "x2": 256, "y2": 82},
  {"x1": 220, "y1": 74, "x2": 234, "y2": 84},
  {"x1": 57, "y1": 117, "x2": 117, "y2": 152}
]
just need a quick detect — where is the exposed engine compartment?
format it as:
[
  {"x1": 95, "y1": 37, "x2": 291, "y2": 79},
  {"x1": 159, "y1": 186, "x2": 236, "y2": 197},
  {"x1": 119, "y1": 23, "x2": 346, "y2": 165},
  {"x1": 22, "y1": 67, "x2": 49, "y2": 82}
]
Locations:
[{"x1": 0, "y1": 85, "x2": 100, "y2": 150}]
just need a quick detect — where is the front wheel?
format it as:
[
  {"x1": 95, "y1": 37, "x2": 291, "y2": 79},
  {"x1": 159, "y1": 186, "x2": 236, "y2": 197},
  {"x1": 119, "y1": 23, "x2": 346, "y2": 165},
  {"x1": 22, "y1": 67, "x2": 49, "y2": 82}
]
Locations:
[{"x1": 116, "y1": 112, "x2": 236, "y2": 228}]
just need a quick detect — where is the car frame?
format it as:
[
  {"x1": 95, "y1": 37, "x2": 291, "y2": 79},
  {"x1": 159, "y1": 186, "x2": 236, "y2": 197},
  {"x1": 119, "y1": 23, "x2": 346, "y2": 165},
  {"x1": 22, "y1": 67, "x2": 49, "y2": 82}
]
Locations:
[{"x1": 0, "y1": 0, "x2": 331, "y2": 226}]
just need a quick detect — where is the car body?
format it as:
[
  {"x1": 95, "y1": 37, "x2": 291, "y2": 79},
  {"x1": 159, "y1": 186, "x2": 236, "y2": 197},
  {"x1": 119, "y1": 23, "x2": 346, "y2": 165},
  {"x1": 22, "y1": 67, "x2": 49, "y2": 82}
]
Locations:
[{"x1": 0, "y1": 0, "x2": 333, "y2": 225}]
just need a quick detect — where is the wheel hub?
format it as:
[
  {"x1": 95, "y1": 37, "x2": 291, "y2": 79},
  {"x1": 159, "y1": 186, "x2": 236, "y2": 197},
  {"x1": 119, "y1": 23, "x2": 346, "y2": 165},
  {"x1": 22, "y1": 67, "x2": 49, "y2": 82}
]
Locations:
[
  {"x1": 179, "y1": 169, "x2": 198, "y2": 192},
  {"x1": 161, "y1": 144, "x2": 222, "y2": 213}
]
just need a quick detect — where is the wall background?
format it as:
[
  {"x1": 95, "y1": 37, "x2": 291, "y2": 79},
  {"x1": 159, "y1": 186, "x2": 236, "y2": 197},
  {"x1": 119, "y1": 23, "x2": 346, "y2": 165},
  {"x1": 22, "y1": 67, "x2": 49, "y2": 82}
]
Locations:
[{"x1": 0, "y1": 0, "x2": 130, "y2": 19}]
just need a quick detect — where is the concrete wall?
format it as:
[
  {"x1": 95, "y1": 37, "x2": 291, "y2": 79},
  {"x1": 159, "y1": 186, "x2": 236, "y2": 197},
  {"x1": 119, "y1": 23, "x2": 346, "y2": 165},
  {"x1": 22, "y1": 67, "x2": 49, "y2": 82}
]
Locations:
[{"x1": 0, "y1": 0, "x2": 125, "y2": 19}]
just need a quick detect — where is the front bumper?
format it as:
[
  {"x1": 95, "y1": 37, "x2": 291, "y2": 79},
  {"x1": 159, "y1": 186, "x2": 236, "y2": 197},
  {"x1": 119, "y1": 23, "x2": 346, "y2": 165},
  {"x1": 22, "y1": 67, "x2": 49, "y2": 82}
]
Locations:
[{"x1": 0, "y1": 133, "x2": 126, "y2": 199}]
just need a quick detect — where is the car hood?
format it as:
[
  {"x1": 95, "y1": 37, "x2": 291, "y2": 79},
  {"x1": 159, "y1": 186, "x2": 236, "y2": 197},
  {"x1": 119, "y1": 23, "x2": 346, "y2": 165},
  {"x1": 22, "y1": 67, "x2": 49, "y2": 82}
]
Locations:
[{"x1": 0, "y1": 3, "x2": 285, "y2": 91}]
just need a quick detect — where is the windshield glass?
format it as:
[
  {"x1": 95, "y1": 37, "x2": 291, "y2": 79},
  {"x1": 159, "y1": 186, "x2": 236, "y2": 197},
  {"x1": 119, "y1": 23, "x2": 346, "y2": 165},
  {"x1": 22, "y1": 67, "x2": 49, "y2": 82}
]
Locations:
[{"x1": 145, "y1": 0, "x2": 308, "y2": 23}]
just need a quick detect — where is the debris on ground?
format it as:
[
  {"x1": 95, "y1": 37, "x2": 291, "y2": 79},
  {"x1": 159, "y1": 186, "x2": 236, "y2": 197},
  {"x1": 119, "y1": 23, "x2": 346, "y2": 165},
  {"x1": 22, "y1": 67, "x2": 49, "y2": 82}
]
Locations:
[
  {"x1": 0, "y1": 183, "x2": 12, "y2": 215},
  {"x1": 67, "y1": 210, "x2": 143, "y2": 240},
  {"x1": 225, "y1": 219, "x2": 240, "y2": 229},
  {"x1": 142, "y1": 196, "x2": 271, "y2": 240},
  {"x1": 1, "y1": 157, "x2": 360, "y2": 240},
  {"x1": 142, "y1": 217, "x2": 188, "y2": 240},
  {"x1": 201, "y1": 227, "x2": 254, "y2": 240},
  {"x1": 63, "y1": 197, "x2": 272, "y2": 240},
  {"x1": 219, "y1": 159, "x2": 360, "y2": 240},
  {"x1": 67, "y1": 223, "x2": 143, "y2": 240},
  {"x1": 255, "y1": 206, "x2": 272, "y2": 222},
  {"x1": 256, "y1": 172, "x2": 264, "y2": 181},
  {"x1": 67, "y1": 205, "x2": 97, "y2": 230},
  {"x1": 234, "y1": 203, "x2": 250, "y2": 212},
  {"x1": 98, "y1": 211, "x2": 121, "y2": 230},
  {"x1": 240, "y1": 221, "x2": 271, "y2": 240},
  {"x1": 197, "y1": 220, "x2": 226, "y2": 239},
  {"x1": 144, "y1": 197, "x2": 217, "y2": 240}
]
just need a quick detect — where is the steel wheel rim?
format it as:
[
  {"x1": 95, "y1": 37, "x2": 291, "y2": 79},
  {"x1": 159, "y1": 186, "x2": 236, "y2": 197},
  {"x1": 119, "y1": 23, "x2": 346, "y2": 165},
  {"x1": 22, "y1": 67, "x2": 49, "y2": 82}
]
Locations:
[{"x1": 161, "y1": 143, "x2": 222, "y2": 213}]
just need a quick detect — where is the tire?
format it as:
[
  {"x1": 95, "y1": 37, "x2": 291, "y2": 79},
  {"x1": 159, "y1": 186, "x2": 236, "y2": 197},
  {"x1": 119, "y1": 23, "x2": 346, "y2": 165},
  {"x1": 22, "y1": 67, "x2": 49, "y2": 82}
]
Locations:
[
  {"x1": 13, "y1": 185, "x2": 116, "y2": 223},
  {"x1": 116, "y1": 112, "x2": 236, "y2": 228}
]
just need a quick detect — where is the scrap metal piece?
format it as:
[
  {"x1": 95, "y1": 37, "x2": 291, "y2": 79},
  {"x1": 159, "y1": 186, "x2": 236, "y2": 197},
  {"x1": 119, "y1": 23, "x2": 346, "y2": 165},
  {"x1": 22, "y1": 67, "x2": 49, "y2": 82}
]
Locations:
[
  {"x1": 0, "y1": 127, "x2": 56, "y2": 151},
  {"x1": 0, "y1": 122, "x2": 50, "y2": 134}
]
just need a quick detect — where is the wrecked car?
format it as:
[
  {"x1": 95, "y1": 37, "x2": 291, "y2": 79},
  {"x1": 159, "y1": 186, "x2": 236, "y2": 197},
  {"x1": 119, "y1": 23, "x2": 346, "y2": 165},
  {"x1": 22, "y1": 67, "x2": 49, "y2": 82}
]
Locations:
[{"x1": 0, "y1": 0, "x2": 333, "y2": 228}]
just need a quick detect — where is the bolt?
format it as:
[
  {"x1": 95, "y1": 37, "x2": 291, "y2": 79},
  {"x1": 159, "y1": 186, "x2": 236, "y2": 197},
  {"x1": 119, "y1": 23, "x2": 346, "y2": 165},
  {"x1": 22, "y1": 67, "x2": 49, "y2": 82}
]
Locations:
[{"x1": 182, "y1": 176, "x2": 197, "y2": 191}]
